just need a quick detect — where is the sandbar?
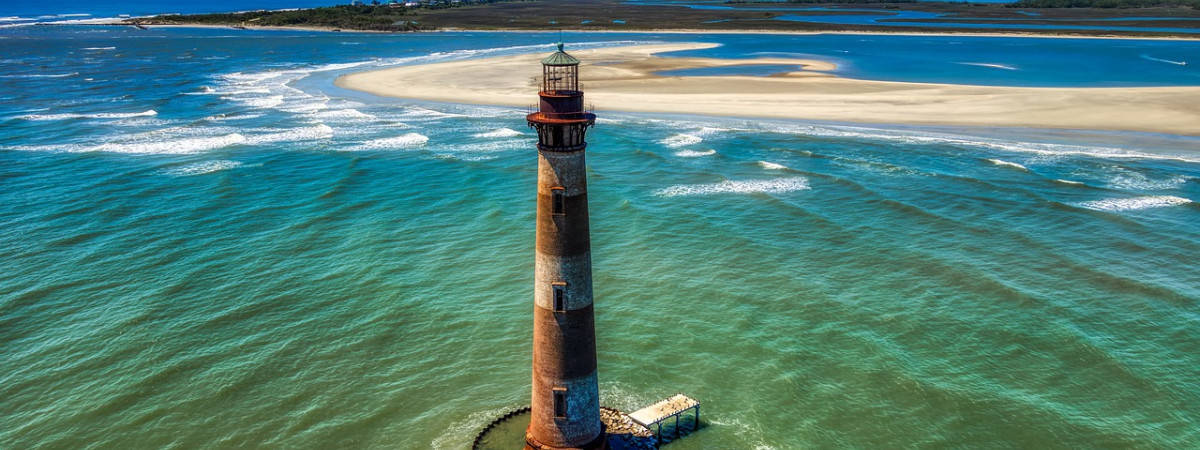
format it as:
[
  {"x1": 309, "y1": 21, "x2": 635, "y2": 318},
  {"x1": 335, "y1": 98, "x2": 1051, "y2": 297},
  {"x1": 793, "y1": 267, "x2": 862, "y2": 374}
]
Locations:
[{"x1": 337, "y1": 43, "x2": 1200, "y2": 136}]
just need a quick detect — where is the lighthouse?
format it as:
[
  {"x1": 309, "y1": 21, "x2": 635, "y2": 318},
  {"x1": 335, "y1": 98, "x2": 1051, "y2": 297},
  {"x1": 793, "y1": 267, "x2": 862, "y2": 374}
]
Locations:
[{"x1": 524, "y1": 43, "x2": 604, "y2": 450}]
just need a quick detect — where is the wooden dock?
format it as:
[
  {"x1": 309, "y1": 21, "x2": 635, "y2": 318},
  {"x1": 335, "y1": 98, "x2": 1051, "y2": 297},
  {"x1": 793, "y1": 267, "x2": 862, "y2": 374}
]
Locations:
[{"x1": 628, "y1": 394, "x2": 700, "y2": 446}]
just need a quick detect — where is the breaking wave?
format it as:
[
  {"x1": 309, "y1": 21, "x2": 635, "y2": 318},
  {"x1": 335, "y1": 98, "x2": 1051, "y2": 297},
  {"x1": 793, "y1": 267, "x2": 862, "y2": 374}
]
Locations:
[
  {"x1": 759, "y1": 161, "x2": 788, "y2": 170},
  {"x1": 959, "y1": 62, "x2": 1018, "y2": 70},
  {"x1": 85, "y1": 133, "x2": 247, "y2": 154},
  {"x1": 665, "y1": 120, "x2": 1200, "y2": 164},
  {"x1": 1074, "y1": 196, "x2": 1192, "y2": 212},
  {"x1": 429, "y1": 139, "x2": 526, "y2": 155},
  {"x1": 244, "y1": 124, "x2": 334, "y2": 145},
  {"x1": 474, "y1": 128, "x2": 524, "y2": 138},
  {"x1": 656, "y1": 177, "x2": 811, "y2": 197},
  {"x1": 987, "y1": 158, "x2": 1028, "y2": 171},
  {"x1": 1, "y1": 73, "x2": 77, "y2": 79},
  {"x1": 1140, "y1": 54, "x2": 1188, "y2": 66},
  {"x1": 675, "y1": 149, "x2": 716, "y2": 157},
  {"x1": 349, "y1": 133, "x2": 430, "y2": 151},
  {"x1": 234, "y1": 95, "x2": 284, "y2": 109},
  {"x1": 660, "y1": 133, "x2": 703, "y2": 148},
  {"x1": 392, "y1": 107, "x2": 465, "y2": 121},
  {"x1": 1105, "y1": 172, "x2": 1191, "y2": 191},
  {"x1": 163, "y1": 160, "x2": 244, "y2": 176},
  {"x1": 18, "y1": 110, "x2": 157, "y2": 120},
  {"x1": 314, "y1": 109, "x2": 376, "y2": 121}
]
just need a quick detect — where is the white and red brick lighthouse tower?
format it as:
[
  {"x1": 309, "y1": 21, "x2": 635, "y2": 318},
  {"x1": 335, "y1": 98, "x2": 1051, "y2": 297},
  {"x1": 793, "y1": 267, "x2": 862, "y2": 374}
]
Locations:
[{"x1": 523, "y1": 43, "x2": 604, "y2": 450}]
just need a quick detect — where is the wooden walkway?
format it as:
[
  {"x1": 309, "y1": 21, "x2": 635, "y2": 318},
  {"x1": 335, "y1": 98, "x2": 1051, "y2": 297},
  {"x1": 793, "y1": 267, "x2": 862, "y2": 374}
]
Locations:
[{"x1": 628, "y1": 394, "x2": 700, "y2": 446}]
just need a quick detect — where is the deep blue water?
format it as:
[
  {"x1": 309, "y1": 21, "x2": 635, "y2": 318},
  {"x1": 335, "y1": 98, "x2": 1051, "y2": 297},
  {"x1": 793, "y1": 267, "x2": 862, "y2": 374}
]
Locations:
[
  {"x1": 1, "y1": 25, "x2": 1198, "y2": 449},
  {"x1": 773, "y1": 11, "x2": 1200, "y2": 34},
  {"x1": 663, "y1": 33, "x2": 1200, "y2": 87}
]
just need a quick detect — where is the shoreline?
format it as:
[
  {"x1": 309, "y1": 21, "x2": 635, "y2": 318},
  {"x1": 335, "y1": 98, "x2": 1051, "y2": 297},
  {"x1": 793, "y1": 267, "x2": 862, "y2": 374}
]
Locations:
[
  {"x1": 45, "y1": 20, "x2": 1200, "y2": 41},
  {"x1": 336, "y1": 42, "x2": 1200, "y2": 136}
]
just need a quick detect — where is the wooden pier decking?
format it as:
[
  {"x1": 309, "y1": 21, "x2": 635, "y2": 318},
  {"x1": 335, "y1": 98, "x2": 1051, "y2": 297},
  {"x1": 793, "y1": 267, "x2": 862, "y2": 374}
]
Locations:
[{"x1": 628, "y1": 394, "x2": 700, "y2": 446}]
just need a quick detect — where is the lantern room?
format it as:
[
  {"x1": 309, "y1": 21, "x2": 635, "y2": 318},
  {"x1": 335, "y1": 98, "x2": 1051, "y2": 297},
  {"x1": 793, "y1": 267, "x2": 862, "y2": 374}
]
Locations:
[{"x1": 541, "y1": 42, "x2": 581, "y2": 94}]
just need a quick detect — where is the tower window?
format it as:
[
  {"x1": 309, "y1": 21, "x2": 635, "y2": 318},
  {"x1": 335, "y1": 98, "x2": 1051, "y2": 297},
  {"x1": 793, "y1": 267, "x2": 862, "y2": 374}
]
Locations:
[
  {"x1": 553, "y1": 388, "x2": 568, "y2": 419},
  {"x1": 552, "y1": 282, "x2": 567, "y2": 312},
  {"x1": 551, "y1": 188, "x2": 565, "y2": 215}
]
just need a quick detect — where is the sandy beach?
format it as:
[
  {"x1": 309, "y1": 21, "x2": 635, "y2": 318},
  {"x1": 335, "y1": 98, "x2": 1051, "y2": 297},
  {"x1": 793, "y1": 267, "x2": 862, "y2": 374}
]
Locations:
[{"x1": 337, "y1": 42, "x2": 1200, "y2": 136}]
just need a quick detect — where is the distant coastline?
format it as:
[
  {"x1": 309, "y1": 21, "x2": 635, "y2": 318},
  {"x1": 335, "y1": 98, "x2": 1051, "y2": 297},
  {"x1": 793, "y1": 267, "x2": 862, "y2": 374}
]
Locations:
[
  {"x1": 88, "y1": 21, "x2": 1200, "y2": 41},
  {"x1": 101, "y1": 0, "x2": 1200, "y2": 39}
]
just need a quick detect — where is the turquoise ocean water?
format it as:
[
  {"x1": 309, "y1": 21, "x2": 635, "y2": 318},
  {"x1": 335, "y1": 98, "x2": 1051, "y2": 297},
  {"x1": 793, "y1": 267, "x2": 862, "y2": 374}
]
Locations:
[{"x1": 2, "y1": 23, "x2": 1199, "y2": 448}]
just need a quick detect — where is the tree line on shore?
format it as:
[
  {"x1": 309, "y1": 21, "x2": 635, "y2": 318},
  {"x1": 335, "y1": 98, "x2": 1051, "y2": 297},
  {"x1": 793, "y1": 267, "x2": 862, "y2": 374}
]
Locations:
[{"x1": 131, "y1": 0, "x2": 525, "y2": 31}]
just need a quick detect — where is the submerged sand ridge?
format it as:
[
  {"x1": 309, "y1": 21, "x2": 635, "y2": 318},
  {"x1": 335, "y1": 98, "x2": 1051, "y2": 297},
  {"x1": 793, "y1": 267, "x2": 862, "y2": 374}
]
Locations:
[{"x1": 336, "y1": 43, "x2": 1200, "y2": 136}]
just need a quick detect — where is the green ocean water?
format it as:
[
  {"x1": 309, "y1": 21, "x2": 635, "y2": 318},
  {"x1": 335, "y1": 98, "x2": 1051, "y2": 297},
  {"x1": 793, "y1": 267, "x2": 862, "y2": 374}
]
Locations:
[{"x1": 2, "y1": 27, "x2": 1199, "y2": 448}]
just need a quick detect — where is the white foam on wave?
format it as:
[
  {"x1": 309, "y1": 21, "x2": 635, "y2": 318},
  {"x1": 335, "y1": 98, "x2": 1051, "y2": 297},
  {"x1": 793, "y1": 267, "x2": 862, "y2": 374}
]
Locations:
[
  {"x1": 438, "y1": 153, "x2": 498, "y2": 162},
  {"x1": 474, "y1": 128, "x2": 523, "y2": 138},
  {"x1": 394, "y1": 107, "x2": 466, "y2": 121},
  {"x1": 1075, "y1": 196, "x2": 1191, "y2": 212},
  {"x1": 650, "y1": 121, "x2": 735, "y2": 139},
  {"x1": 215, "y1": 65, "x2": 350, "y2": 116},
  {"x1": 112, "y1": 117, "x2": 176, "y2": 128},
  {"x1": 959, "y1": 62, "x2": 1018, "y2": 70},
  {"x1": 1054, "y1": 179, "x2": 1085, "y2": 185},
  {"x1": 987, "y1": 158, "x2": 1028, "y2": 171},
  {"x1": 1140, "y1": 54, "x2": 1188, "y2": 66},
  {"x1": 233, "y1": 95, "x2": 283, "y2": 109},
  {"x1": 88, "y1": 133, "x2": 246, "y2": 154},
  {"x1": 204, "y1": 113, "x2": 265, "y2": 121},
  {"x1": 221, "y1": 70, "x2": 291, "y2": 85},
  {"x1": 278, "y1": 97, "x2": 329, "y2": 114},
  {"x1": 2, "y1": 72, "x2": 78, "y2": 79},
  {"x1": 164, "y1": 160, "x2": 244, "y2": 176},
  {"x1": 747, "y1": 122, "x2": 1200, "y2": 164},
  {"x1": 314, "y1": 108, "x2": 376, "y2": 121},
  {"x1": 660, "y1": 133, "x2": 703, "y2": 148},
  {"x1": 435, "y1": 139, "x2": 527, "y2": 155},
  {"x1": 759, "y1": 161, "x2": 788, "y2": 170},
  {"x1": 38, "y1": 13, "x2": 91, "y2": 19},
  {"x1": 675, "y1": 149, "x2": 716, "y2": 157},
  {"x1": 210, "y1": 87, "x2": 273, "y2": 96},
  {"x1": 81, "y1": 47, "x2": 115, "y2": 51},
  {"x1": 451, "y1": 105, "x2": 517, "y2": 119},
  {"x1": 694, "y1": 126, "x2": 731, "y2": 137},
  {"x1": 595, "y1": 117, "x2": 625, "y2": 125},
  {"x1": 245, "y1": 124, "x2": 334, "y2": 145},
  {"x1": 18, "y1": 110, "x2": 157, "y2": 120},
  {"x1": 1105, "y1": 171, "x2": 1191, "y2": 191},
  {"x1": 349, "y1": 133, "x2": 430, "y2": 151},
  {"x1": 656, "y1": 177, "x2": 811, "y2": 197}
]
